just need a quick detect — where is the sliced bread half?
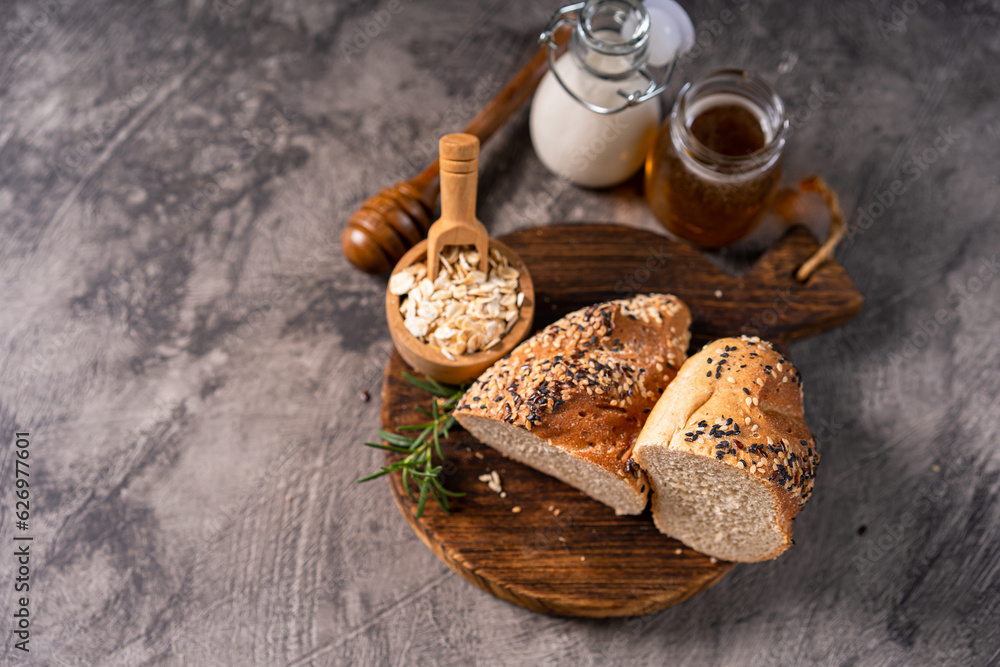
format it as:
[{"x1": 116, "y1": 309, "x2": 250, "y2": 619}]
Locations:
[
  {"x1": 454, "y1": 293, "x2": 691, "y2": 515},
  {"x1": 633, "y1": 336, "x2": 819, "y2": 561}
]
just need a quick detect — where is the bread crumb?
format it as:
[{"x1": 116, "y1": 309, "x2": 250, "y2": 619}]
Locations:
[
  {"x1": 580, "y1": 556, "x2": 586, "y2": 561},
  {"x1": 285, "y1": 495, "x2": 291, "y2": 502},
  {"x1": 500, "y1": 491, "x2": 507, "y2": 498},
  {"x1": 553, "y1": 508, "x2": 561, "y2": 516},
  {"x1": 710, "y1": 557, "x2": 718, "y2": 564},
  {"x1": 674, "y1": 548, "x2": 682, "y2": 555},
  {"x1": 714, "y1": 289, "x2": 723, "y2": 298},
  {"x1": 512, "y1": 506, "x2": 522, "y2": 513},
  {"x1": 474, "y1": 452, "x2": 484, "y2": 459},
  {"x1": 547, "y1": 505, "x2": 554, "y2": 511},
  {"x1": 558, "y1": 536, "x2": 566, "y2": 542},
  {"x1": 478, "y1": 471, "x2": 503, "y2": 494},
  {"x1": 931, "y1": 465, "x2": 940, "y2": 472}
]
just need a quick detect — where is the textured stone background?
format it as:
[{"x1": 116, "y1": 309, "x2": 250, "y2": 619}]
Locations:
[{"x1": 0, "y1": 0, "x2": 998, "y2": 664}]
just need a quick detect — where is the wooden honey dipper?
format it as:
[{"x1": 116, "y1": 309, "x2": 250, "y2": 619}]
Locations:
[{"x1": 342, "y1": 27, "x2": 570, "y2": 274}]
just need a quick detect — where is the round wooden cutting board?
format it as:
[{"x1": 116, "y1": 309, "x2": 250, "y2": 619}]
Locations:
[{"x1": 379, "y1": 223, "x2": 863, "y2": 617}]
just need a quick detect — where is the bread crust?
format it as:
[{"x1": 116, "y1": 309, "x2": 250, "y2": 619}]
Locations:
[
  {"x1": 634, "y1": 335, "x2": 818, "y2": 559},
  {"x1": 455, "y1": 294, "x2": 691, "y2": 506}
]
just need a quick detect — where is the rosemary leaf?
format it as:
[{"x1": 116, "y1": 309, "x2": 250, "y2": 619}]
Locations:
[
  {"x1": 397, "y1": 422, "x2": 433, "y2": 431},
  {"x1": 432, "y1": 485, "x2": 451, "y2": 513},
  {"x1": 402, "y1": 373, "x2": 456, "y2": 398},
  {"x1": 377, "y1": 429, "x2": 413, "y2": 447},
  {"x1": 359, "y1": 373, "x2": 468, "y2": 515},
  {"x1": 362, "y1": 442, "x2": 413, "y2": 453},
  {"x1": 416, "y1": 480, "x2": 429, "y2": 517},
  {"x1": 356, "y1": 468, "x2": 391, "y2": 483},
  {"x1": 402, "y1": 468, "x2": 415, "y2": 501}
]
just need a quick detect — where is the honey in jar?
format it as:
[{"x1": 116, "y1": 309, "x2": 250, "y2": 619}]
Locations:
[{"x1": 645, "y1": 69, "x2": 788, "y2": 248}]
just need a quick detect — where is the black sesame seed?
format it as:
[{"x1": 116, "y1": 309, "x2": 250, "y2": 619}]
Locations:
[{"x1": 743, "y1": 388, "x2": 750, "y2": 395}]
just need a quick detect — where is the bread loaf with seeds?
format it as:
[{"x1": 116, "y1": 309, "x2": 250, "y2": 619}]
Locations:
[
  {"x1": 633, "y1": 336, "x2": 819, "y2": 561},
  {"x1": 454, "y1": 293, "x2": 691, "y2": 515}
]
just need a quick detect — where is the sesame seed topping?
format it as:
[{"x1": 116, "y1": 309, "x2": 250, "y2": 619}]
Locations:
[{"x1": 455, "y1": 294, "x2": 689, "y2": 441}]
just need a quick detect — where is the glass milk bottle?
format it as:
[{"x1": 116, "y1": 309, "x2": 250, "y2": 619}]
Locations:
[{"x1": 530, "y1": 0, "x2": 693, "y2": 188}]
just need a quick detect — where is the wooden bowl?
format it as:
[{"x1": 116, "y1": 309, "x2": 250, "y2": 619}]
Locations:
[{"x1": 386, "y1": 239, "x2": 535, "y2": 385}]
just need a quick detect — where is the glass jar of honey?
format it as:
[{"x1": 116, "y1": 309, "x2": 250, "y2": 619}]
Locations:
[{"x1": 645, "y1": 69, "x2": 788, "y2": 248}]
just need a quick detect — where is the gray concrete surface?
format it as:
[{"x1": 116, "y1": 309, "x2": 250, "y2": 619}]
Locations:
[{"x1": 0, "y1": 0, "x2": 998, "y2": 664}]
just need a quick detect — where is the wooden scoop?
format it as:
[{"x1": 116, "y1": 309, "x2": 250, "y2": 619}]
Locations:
[
  {"x1": 385, "y1": 133, "x2": 535, "y2": 385},
  {"x1": 427, "y1": 134, "x2": 490, "y2": 281}
]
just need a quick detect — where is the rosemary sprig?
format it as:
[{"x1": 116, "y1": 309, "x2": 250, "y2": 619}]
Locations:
[{"x1": 358, "y1": 373, "x2": 467, "y2": 517}]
